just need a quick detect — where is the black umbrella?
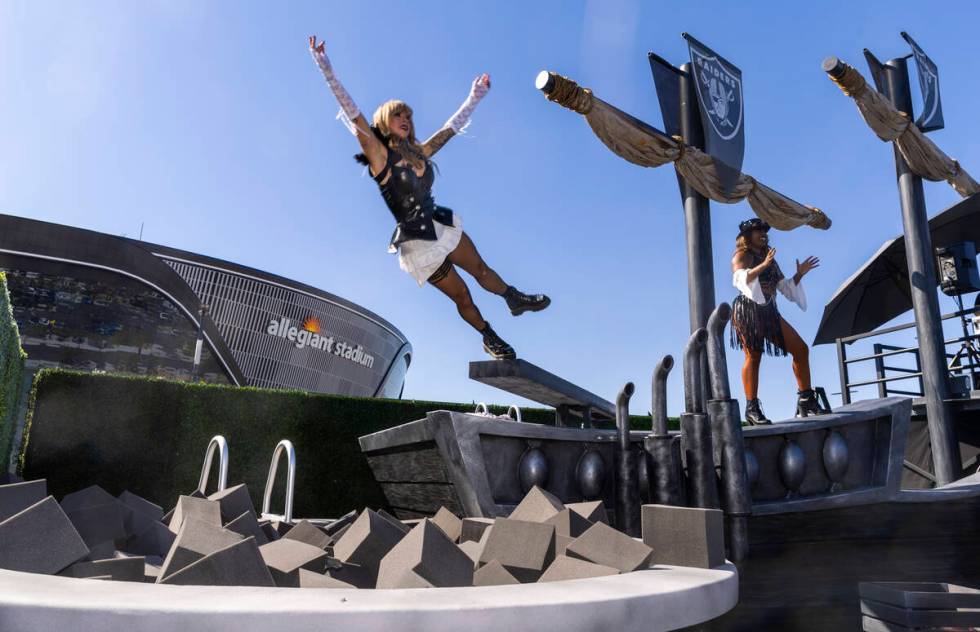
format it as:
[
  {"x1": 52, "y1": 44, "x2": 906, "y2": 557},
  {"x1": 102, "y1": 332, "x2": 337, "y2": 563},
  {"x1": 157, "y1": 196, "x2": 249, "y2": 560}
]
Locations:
[{"x1": 814, "y1": 192, "x2": 980, "y2": 345}]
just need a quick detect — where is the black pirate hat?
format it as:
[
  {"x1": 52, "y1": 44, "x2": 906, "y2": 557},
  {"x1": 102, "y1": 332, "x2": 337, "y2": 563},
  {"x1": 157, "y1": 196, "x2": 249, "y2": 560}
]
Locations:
[{"x1": 738, "y1": 218, "x2": 771, "y2": 235}]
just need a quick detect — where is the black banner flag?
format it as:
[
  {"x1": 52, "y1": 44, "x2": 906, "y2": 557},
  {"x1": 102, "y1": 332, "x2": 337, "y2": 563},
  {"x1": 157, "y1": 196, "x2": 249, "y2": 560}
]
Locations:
[
  {"x1": 901, "y1": 32, "x2": 944, "y2": 133},
  {"x1": 683, "y1": 33, "x2": 745, "y2": 194}
]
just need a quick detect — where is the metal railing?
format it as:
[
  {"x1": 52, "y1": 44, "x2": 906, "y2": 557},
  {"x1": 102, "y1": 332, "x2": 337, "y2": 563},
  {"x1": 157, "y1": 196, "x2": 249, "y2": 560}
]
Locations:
[{"x1": 836, "y1": 306, "x2": 980, "y2": 404}]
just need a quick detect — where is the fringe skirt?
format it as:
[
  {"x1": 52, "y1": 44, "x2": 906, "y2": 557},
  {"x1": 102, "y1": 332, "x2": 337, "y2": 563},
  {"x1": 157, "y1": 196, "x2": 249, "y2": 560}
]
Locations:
[{"x1": 730, "y1": 294, "x2": 787, "y2": 357}]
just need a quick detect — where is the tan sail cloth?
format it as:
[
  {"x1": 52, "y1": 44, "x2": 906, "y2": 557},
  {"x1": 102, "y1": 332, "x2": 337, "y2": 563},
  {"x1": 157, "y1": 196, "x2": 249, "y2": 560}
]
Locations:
[
  {"x1": 542, "y1": 73, "x2": 830, "y2": 230},
  {"x1": 827, "y1": 61, "x2": 979, "y2": 197}
]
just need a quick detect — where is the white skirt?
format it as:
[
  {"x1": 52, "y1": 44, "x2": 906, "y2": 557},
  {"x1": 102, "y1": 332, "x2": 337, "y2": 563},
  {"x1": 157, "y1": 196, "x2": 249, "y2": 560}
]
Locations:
[{"x1": 397, "y1": 214, "x2": 463, "y2": 286}]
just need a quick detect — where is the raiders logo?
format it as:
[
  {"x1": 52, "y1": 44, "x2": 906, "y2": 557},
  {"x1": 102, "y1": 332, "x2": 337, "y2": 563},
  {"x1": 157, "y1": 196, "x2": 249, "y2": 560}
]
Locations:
[
  {"x1": 902, "y1": 32, "x2": 943, "y2": 131},
  {"x1": 690, "y1": 46, "x2": 743, "y2": 141}
]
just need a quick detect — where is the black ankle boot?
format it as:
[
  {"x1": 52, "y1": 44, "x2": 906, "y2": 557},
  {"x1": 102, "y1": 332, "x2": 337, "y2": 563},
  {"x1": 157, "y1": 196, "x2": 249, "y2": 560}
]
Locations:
[
  {"x1": 481, "y1": 322, "x2": 516, "y2": 360},
  {"x1": 503, "y1": 286, "x2": 551, "y2": 316},
  {"x1": 796, "y1": 389, "x2": 822, "y2": 417},
  {"x1": 745, "y1": 398, "x2": 771, "y2": 425}
]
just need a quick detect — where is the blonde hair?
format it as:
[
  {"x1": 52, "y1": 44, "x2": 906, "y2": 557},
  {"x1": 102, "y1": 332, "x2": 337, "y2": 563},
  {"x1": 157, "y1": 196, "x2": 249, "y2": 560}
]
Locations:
[{"x1": 372, "y1": 100, "x2": 426, "y2": 170}]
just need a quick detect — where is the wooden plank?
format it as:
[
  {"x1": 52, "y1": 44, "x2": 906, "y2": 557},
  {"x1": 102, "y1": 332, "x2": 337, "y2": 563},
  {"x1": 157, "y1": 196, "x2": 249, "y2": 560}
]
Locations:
[
  {"x1": 365, "y1": 442, "x2": 449, "y2": 484},
  {"x1": 469, "y1": 359, "x2": 615, "y2": 420}
]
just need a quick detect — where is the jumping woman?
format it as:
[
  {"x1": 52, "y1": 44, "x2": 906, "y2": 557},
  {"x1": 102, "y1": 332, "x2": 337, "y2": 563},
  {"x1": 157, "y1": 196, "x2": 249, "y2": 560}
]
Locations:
[
  {"x1": 730, "y1": 218, "x2": 820, "y2": 423},
  {"x1": 308, "y1": 36, "x2": 549, "y2": 360}
]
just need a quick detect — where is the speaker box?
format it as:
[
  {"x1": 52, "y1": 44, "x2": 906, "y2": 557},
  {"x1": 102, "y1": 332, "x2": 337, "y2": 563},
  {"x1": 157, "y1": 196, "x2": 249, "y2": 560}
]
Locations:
[{"x1": 935, "y1": 242, "x2": 980, "y2": 297}]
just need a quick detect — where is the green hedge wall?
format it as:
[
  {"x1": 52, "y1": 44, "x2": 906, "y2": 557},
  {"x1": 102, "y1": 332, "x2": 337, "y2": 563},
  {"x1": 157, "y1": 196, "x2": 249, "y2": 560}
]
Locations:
[
  {"x1": 1, "y1": 272, "x2": 27, "y2": 470},
  {"x1": 21, "y1": 370, "x2": 669, "y2": 518}
]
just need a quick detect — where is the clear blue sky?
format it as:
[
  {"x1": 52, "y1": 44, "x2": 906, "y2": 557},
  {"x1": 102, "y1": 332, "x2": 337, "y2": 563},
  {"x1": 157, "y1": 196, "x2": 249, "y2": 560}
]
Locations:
[{"x1": 2, "y1": 1, "x2": 978, "y2": 420}]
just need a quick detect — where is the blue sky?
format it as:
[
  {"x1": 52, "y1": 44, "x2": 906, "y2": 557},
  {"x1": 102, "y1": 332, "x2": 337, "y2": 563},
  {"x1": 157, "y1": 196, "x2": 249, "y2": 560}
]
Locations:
[{"x1": 2, "y1": 1, "x2": 978, "y2": 420}]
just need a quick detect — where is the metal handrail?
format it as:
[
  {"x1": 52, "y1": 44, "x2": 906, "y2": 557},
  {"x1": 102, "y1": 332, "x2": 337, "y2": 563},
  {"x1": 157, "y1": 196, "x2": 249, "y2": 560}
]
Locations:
[
  {"x1": 474, "y1": 403, "x2": 490, "y2": 416},
  {"x1": 507, "y1": 405, "x2": 522, "y2": 422},
  {"x1": 196, "y1": 435, "x2": 228, "y2": 495},
  {"x1": 261, "y1": 440, "x2": 296, "y2": 523},
  {"x1": 837, "y1": 307, "x2": 979, "y2": 403}
]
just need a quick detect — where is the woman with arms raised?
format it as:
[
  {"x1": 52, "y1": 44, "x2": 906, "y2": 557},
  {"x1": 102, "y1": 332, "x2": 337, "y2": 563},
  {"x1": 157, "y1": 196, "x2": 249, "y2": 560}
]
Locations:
[
  {"x1": 730, "y1": 218, "x2": 820, "y2": 423},
  {"x1": 309, "y1": 36, "x2": 550, "y2": 360}
]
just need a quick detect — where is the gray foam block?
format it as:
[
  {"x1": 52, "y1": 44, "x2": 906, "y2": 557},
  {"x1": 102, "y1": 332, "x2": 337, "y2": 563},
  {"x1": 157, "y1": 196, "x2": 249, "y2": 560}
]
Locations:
[
  {"x1": 117, "y1": 490, "x2": 164, "y2": 523},
  {"x1": 167, "y1": 495, "x2": 221, "y2": 533},
  {"x1": 376, "y1": 520, "x2": 474, "y2": 589},
  {"x1": 544, "y1": 508, "x2": 593, "y2": 538},
  {"x1": 160, "y1": 536, "x2": 274, "y2": 587},
  {"x1": 0, "y1": 479, "x2": 47, "y2": 522},
  {"x1": 123, "y1": 520, "x2": 176, "y2": 557},
  {"x1": 160, "y1": 489, "x2": 205, "y2": 525},
  {"x1": 556, "y1": 534, "x2": 574, "y2": 556},
  {"x1": 143, "y1": 562, "x2": 161, "y2": 583},
  {"x1": 457, "y1": 540, "x2": 483, "y2": 569},
  {"x1": 298, "y1": 568, "x2": 355, "y2": 589},
  {"x1": 60, "y1": 485, "x2": 116, "y2": 513},
  {"x1": 508, "y1": 486, "x2": 565, "y2": 523},
  {"x1": 323, "y1": 510, "x2": 357, "y2": 536},
  {"x1": 538, "y1": 555, "x2": 620, "y2": 583},
  {"x1": 378, "y1": 509, "x2": 411, "y2": 534},
  {"x1": 0, "y1": 496, "x2": 89, "y2": 574},
  {"x1": 332, "y1": 509, "x2": 406, "y2": 582},
  {"x1": 84, "y1": 541, "x2": 118, "y2": 561},
  {"x1": 282, "y1": 520, "x2": 331, "y2": 550},
  {"x1": 473, "y1": 559, "x2": 520, "y2": 586},
  {"x1": 225, "y1": 509, "x2": 269, "y2": 545},
  {"x1": 565, "y1": 521, "x2": 653, "y2": 572},
  {"x1": 567, "y1": 501, "x2": 609, "y2": 525},
  {"x1": 641, "y1": 504, "x2": 725, "y2": 569},
  {"x1": 158, "y1": 517, "x2": 244, "y2": 581},
  {"x1": 65, "y1": 502, "x2": 128, "y2": 548},
  {"x1": 460, "y1": 517, "x2": 494, "y2": 543},
  {"x1": 325, "y1": 560, "x2": 375, "y2": 588},
  {"x1": 207, "y1": 484, "x2": 256, "y2": 523},
  {"x1": 431, "y1": 507, "x2": 463, "y2": 542},
  {"x1": 259, "y1": 538, "x2": 330, "y2": 587},
  {"x1": 479, "y1": 518, "x2": 556, "y2": 583},
  {"x1": 60, "y1": 556, "x2": 146, "y2": 582}
]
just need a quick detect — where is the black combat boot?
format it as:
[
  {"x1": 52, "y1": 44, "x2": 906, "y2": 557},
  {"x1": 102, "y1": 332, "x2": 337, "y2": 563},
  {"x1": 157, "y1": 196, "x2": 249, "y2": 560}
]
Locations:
[
  {"x1": 481, "y1": 322, "x2": 516, "y2": 360},
  {"x1": 796, "y1": 389, "x2": 822, "y2": 417},
  {"x1": 745, "y1": 398, "x2": 771, "y2": 425},
  {"x1": 503, "y1": 285, "x2": 551, "y2": 316}
]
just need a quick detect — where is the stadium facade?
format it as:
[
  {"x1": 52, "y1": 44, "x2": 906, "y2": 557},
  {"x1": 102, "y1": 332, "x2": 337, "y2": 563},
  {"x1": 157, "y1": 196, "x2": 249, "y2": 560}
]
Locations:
[{"x1": 0, "y1": 214, "x2": 412, "y2": 398}]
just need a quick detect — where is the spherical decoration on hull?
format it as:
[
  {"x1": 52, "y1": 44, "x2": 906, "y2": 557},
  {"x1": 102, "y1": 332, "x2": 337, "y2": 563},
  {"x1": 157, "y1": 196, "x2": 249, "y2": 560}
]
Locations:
[
  {"x1": 822, "y1": 431, "x2": 849, "y2": 491},
  {"x1": 576, "y1": 449, "x2": 606, "y2": 499},
  {"x1": 518, "y1": 447, "x2": 549, "y2": 494},
  {"x1": 778, "y1": 440, "x2": 806, "y2": 496}
]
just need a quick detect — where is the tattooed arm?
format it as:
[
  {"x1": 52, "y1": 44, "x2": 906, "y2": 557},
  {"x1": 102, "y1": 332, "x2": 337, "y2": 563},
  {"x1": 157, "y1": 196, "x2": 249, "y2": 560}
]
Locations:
[{"x1": 423, "y1": 73, "x2": 491, "y2": 158}]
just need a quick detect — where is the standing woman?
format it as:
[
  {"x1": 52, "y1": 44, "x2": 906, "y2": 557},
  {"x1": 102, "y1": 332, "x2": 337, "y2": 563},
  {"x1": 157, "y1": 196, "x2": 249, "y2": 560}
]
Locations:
[
  {"x1": 308, "y1": 36, "x2": 550, "y2": 360},
  {"x1": 730, "y1": 218, "x2": 820, "y2": 423}
]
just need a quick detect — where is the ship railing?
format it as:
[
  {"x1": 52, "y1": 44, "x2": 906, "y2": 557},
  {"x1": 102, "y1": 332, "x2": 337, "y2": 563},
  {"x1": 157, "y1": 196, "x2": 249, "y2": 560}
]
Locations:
[{"x1": 835, "y1": 306, "x2": 980, "y2": 404}]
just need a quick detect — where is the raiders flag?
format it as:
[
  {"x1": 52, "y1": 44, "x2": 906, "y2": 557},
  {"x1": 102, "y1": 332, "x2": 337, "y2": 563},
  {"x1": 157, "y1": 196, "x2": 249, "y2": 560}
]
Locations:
[
  {"x1": 901, "y1": 31, "x2": 945, "y2": 133},
  {"x1": 683, "y1": 33, "x2": 745, "y2": 195}
]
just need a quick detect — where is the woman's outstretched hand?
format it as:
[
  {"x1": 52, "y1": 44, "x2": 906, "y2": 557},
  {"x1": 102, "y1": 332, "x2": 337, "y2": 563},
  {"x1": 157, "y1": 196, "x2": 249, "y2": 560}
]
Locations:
[
  {"x1": 471, "y1": 73, "x2": 491, "y2": 99},
  {"x1": 309, "y1": 35, "x2": 326, "y2": 58},
  {"x1": 796, "y1": 256, "x2": 820, "y2": 279}
]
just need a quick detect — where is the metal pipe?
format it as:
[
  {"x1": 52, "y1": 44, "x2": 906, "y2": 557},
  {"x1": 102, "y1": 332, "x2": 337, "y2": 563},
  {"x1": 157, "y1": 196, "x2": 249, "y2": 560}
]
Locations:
[
  {"x1": 707, "y1": 398, "x2": 751, "y2": 561},
  {"x1": 882, "y1": 57, "x2": 960, "y2": 485},
  {"x1": 683, "y1": 328, "x2": 709, "y2": 414},
  {"x1": 196, "y1": 435, "x2": 228, "y2": 495},
  {"x1": 261, "y1": 439, "x2": 296, "y2": 524},
  {"x1": 651, "y1": 355, "x2": 674, "y2": 436},
  {"x1": 821, "y1": 56, "x2": 847, "y2": 80},
  {"x1": 615, "y1": 382, "x2": 640, "y2": 536},
  {"x1": 706, "y1": 303, "x2": 733, "y2": 401},
  {"x1": 681, "y1": 412, "x2": 719, "y2": 509},
  {"x1": 507, "y1": 405, "x2": 522, "y2": 422}
]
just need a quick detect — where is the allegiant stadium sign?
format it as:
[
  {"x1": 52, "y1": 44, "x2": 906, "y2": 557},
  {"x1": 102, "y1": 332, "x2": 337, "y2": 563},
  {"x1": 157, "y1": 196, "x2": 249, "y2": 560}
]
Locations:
[{"x1": 266, "y1": 317, "x2": 375, "y2": 369}]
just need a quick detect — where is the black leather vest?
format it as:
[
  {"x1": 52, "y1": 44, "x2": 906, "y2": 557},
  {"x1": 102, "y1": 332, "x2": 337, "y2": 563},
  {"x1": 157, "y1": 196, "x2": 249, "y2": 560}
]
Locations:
[{"x1": 373, "y1": 148, "x2": 454, "y2": 251}]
